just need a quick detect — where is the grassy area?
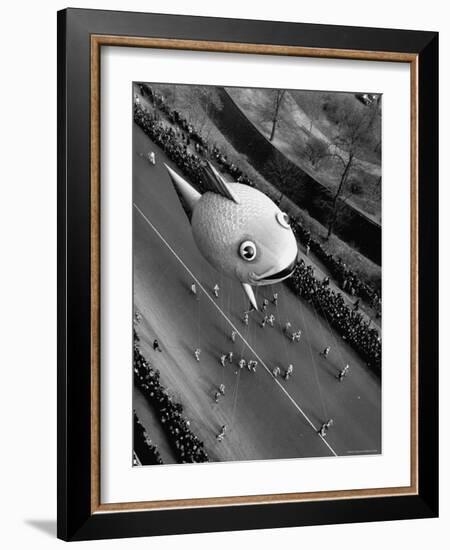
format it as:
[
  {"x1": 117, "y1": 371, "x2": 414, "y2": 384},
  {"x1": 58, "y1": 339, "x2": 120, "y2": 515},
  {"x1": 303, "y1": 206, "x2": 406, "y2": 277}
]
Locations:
[
  {"x1": 290, "y1": 90, "x2": 382, "y2": 165},
  {"x1": 227, "y1": 87, "x2": 381, "y2": 224}
]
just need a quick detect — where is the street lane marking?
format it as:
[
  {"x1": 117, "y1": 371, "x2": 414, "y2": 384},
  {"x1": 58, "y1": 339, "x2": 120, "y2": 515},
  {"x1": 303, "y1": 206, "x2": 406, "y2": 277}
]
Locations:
[{"x1": 134, "y1": 203, "x2": 338, "y2": 457}]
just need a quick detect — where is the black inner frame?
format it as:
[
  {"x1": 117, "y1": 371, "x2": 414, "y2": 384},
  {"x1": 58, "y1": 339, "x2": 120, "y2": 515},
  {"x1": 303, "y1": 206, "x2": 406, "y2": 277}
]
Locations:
[{"x1": 57, "y1": 8, "x2": 438, "y2": 541}]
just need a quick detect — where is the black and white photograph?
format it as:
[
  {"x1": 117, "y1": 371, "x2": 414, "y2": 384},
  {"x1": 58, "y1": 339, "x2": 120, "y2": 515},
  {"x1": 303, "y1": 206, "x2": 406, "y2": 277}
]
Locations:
[
  {"x1": 0, "y1": 0, "x2": 443, "y2": 546},
  {"x1": 132, "y1": 82, "x2": 382, "y2": 465}
]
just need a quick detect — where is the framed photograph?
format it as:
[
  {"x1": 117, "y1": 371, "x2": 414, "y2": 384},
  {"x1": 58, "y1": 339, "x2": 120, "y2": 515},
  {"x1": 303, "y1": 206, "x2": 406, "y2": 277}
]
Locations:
[{"x1": 57, "y1": 8, "x2": 438, "y2": 541}]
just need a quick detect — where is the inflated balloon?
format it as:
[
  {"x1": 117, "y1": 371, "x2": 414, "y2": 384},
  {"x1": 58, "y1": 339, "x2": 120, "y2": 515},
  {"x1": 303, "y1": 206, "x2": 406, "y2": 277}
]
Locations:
[{"x1": 164, "y1": 162, "x2": 298, "y2": 310}]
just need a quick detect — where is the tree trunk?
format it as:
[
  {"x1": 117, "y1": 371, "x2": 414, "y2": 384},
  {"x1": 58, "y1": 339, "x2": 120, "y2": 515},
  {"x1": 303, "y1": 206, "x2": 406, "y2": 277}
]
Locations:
[
  {"x1": 326, "y1": 153, "x2": 354, "y2": 239},
  {"x1": 269, "y1": 120, "x2": 276, "y2": 141},
  {"x1": 269, "y1": 90, "x2": 285, "y2": 141}
]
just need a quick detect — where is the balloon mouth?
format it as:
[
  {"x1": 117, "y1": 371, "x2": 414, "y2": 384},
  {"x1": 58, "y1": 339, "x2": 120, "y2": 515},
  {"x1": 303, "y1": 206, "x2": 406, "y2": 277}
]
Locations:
[{"x1": 250, "y1": 257, "x2": 297, "y2": 284}]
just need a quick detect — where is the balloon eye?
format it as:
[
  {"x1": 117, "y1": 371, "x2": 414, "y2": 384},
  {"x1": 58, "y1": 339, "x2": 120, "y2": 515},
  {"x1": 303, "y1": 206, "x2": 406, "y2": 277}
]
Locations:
[
  {"x1": 239, "y1": 241, "x2": 257, "y2": 261},
  {"x1": 276, "y1": 211, "x2": 290, "y2": 229}
]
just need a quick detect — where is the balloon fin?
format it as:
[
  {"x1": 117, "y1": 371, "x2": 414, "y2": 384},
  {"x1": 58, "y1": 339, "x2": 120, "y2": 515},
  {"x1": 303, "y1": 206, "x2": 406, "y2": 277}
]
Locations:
[
  {"x1": 242, "y1": 283, "x2": 258, "y2": 311},
  {"x1": 203, "y1": 161, "x2": 240, "y2": 204},
  {"x1": 164, "y1": 164, "x2": 201, "y2": 218}
]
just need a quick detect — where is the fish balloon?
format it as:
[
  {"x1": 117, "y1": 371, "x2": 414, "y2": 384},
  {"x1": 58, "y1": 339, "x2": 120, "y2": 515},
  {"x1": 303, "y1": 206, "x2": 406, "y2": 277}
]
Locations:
[{"x1": 164, "y1": 162, "x2": 298, "y2": 310}]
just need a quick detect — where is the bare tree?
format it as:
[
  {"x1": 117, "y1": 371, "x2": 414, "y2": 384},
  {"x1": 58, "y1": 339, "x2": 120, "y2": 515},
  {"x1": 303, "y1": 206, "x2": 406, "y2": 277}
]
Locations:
[
  {"x1": 304, "y1": 135, "x2": 328, "y2": 168},
  {"x1": 317, "y1": 96, "x2": 381, "y2": 239},
  {"x1": 269, "y1": 90, "x2": 286, "y2": 141},
  {"x1": 325, "y1": 150, "x2": 355, "y2": 238},
  {"x1": 305, "y1": 93, "x2": 324, "y2": 134}
]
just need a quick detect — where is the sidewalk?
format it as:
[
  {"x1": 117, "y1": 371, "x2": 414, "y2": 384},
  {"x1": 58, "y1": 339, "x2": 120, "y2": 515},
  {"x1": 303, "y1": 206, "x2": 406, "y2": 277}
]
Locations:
[{"x1": 297, "y1": 242, "x2": 381, "y2": 331}]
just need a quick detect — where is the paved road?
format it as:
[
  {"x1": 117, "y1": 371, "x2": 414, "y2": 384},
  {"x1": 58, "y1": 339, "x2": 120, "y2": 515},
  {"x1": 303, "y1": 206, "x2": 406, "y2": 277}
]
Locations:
[{"x1": 133, "y1": 123, "x2": 381, "y2": 463}]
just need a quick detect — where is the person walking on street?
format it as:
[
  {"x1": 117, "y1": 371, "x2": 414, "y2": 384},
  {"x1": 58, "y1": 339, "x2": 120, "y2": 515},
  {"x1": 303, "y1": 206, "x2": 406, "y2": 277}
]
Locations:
[
  {"x1": 249, "y1": 360, "x2": 258, "y2": 373},
  {"x1": 153, "y1": 339, "x2": 162, "y2": 352},
  {"x1": 230, "y1": 330, "x2": 237, "y2": 342},
  {"x1": 216, "y1": 424, "x2": 227, "y2": 442},
  {"x1": 194, "y1": 348, "x2": 201, "y2": 362},
  {"x1": 220, "y1": 354, "x2": 227, "y2": 367},
  {"x1": 284, "y1": 364, "x2": 294, "y2": 380},
  {"x1": 338, "y1": 364, "x2": 350, "y2": 381},
  {"x1": 318, "y1": 419, "x2": 334, "y2": 437},
  {"x1": 272, "y1": 366, "x2": 281, "y2": 378},
  {"x1": 191, "y1": 282, "x2": 198, "y2": 300},
  {"x1": 213, "y1": 284, "x2": 220, "y2": 298}
]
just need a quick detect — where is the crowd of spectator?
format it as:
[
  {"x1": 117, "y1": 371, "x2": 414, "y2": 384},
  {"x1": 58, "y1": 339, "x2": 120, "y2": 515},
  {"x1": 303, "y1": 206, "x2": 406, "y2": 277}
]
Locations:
[
  {"x1": 134, "y1": 334, "x2": 209, "y2": 463},
  {"x1": 137, "y1": 84, "x2": 256, "y2": 180},
  {"x1": 290, "y1": 220, "x2": 381, "y2": 312},
  {"x1": 286, "y1": 260, "x2": 381, "y2": 376},
  {"x1": 133, "y1": 412, "x2": 163, "y2": 465},
  {"x1": 134, "y1": 103, "x2": 208, "y2": 192}
]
